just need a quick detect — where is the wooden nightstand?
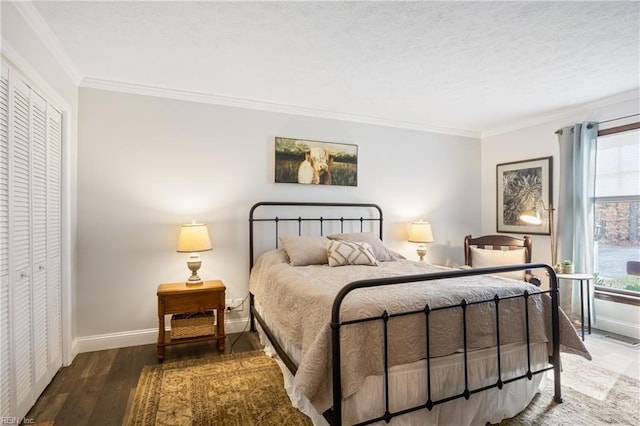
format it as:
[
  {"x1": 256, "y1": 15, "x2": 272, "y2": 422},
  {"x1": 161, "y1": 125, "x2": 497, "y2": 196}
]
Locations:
[{"x1": 156, "y1": 280, "x2": 226, "y2": 362}]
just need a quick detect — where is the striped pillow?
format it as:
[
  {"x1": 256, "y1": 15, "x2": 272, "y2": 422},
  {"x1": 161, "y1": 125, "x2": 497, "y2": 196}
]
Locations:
[{"x1": 327, "y1": 240, "x2": 379, "y2": 267}]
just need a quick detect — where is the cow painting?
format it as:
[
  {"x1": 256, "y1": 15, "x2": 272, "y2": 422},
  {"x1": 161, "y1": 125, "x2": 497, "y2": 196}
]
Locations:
[
  {"x1": 298, "y1": 147, "x2": 334, "y2": 185},
  {"x1": 274, "y1": 137, "x2": 358, "y2": 187}
]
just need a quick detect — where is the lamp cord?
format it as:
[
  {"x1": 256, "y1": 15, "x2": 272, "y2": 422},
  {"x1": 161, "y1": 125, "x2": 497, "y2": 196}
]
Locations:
[{"x1": 227, "y1": 292, "x2": 251, "y2": 353}]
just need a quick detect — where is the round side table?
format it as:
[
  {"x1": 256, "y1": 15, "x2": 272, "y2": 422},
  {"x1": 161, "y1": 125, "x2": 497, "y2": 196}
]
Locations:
[{"x1": 556, "y1": 273, "x2": 593, "y2": 341}]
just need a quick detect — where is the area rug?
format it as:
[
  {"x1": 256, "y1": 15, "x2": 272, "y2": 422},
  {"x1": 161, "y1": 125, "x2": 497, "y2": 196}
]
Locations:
[
  {"x1": 128, "y1": 350, "x2": 638, "y2": 425},
  {"x1": 126, "y1": 351, "x2": 311, "y2": 426},
  {"x1": 504, "y1": 353, "x2": 639, "y2": 425}
]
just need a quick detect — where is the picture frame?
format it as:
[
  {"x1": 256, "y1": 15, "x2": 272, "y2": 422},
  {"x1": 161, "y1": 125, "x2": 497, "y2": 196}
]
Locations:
[
  {"x1": 496, "y1": 156, "x2": 552, "y2": 235},
  {"x1": 274, "y1": 137, "x2": 358, "y2": 186}
]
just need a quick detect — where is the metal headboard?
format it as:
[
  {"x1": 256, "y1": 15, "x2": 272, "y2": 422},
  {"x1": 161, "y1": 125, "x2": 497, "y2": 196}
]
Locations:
[{"x1": 249, "y1": 201, "x2": 383, "y2": 270}]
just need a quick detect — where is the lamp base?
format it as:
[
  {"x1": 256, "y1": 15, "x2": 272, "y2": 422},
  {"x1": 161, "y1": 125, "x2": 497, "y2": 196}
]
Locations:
[
  {"x1": 186, "y1": 253, "x2": 204, "y2": 286},
  {"x1": 416, "y1": 245, "x2": 427, "y2": 262},
  {"x1": 185, "y1": 274, "x2": 203, "y2": 286}
]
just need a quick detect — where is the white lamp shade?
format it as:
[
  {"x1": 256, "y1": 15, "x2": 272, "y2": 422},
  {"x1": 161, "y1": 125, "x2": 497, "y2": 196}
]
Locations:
[
  {"x1": 408, "y1": 220, "x2": 434, "y2": 243},
  {"x1": 520, "y1": 209, "x2": 543, "y2": 225},
  {"x1": 177, "y1": 222, "x2": 212, "y2": 252}
]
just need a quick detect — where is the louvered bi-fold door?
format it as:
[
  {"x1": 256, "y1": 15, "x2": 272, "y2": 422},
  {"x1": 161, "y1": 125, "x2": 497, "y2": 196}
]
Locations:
[
  {"x1": 0, "y1": 63, "x2": 63, "y2": 418},
  {"x1": 0, "y1": 61, "x2": 12, "y2": 418},
  {"x1": 30, "y1": 90, "x2": 50, "y2": 395},
  {"x1": 46, "y1": 105, "x2": 62, "y2": 376},
  {"x1": 11, "y1": 74, "x2": 34, "y2": 417}
]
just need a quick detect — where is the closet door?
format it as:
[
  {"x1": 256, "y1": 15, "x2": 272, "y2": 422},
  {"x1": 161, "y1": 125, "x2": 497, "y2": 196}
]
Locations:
[
  {"x1": 0, "y1": 61, "x2": 12, "y2": 417},
  {"x1": 46, "y1": 105, "x2": 62, "y2": 374},
  {"x1": 30, "y1": 90, "x2": 49, "y2": 393},
  {"x1": 11, "y1": 76, "x2": 34, "y2": 417},
  {"x1": 0, "y1": 64, "x2": 64, "y2": 418}
]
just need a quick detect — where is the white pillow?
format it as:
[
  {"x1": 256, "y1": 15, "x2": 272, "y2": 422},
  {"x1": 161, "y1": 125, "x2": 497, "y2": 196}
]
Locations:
[
  {"x1": 327, "y1": 240, "x2": 379, "y2": 267},
  {"x1": 328, "y1": 232, "x2": 394, "y2": 261},
  {"x1": 469, "y1": 247, "x2": 526, "y2": 280},
  {"x1": 279, "y1": 235, "x2": 329, "y2": 266}
]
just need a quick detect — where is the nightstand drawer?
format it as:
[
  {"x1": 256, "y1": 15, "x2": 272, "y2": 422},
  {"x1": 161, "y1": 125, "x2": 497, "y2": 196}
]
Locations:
[{"x1": 162, "y1": 293, "x2": 218, "y2": 313}]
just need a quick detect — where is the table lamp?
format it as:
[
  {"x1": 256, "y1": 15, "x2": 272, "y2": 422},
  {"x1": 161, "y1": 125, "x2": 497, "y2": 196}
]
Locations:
[
  {"x1": 177, "y1": 220, "x2": 212, "y2": 285},
  {"x1": 408, "y1": 220, "x2": 434, "y2": 261}
]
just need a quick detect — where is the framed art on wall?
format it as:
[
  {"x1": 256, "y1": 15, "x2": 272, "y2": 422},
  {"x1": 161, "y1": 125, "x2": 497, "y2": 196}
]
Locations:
[
  {"x1": 274, "y1": 137, "x2": 358, "y2": 186},
  {"x1": 496, "y1": 156, "x2": 552, "y2": 235}
]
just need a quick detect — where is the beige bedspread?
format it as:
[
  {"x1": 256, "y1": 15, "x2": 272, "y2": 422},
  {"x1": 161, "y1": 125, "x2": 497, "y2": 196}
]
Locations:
[{"x1": 250, "y1": 249, "x2": 591, "y2": 413}]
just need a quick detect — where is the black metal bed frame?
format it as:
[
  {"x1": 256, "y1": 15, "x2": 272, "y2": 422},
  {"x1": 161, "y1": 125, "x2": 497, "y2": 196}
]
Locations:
[{"x1": 249, "y1": 201, "x2": 562, "y2": 426}]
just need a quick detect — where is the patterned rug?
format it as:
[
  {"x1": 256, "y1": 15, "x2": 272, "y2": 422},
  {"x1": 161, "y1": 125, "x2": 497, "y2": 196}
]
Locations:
[
  {"x1": 504, "y1": 353, "x2": 639, "y2": 425},
  {"x1": 127, "y1": 350, "x2": 639, "y2": 425},
  {"x1": 126, "y1": 351, "x2": 311, "y2": 426}
]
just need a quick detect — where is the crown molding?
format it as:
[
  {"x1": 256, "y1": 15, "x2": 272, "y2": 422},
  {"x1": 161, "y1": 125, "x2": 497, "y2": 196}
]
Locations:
[
  {"x1": 80, "y1": 77, "x2": 481, "y2": 138},
  {"x1": 481, "y1": 89, "x2": 640, "y2": 138},
  {"x1": 12, "y1": 0, "x2": 84, "y2": 85}
]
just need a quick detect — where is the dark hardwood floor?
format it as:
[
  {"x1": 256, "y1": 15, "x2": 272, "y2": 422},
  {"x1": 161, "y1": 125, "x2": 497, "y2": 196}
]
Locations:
[
  {"x1": 26, "y1": 329, "x2": 640, "y2": 425},
  {"x1": 26, "y1": 332, "x2": 262, "y2": 426}
]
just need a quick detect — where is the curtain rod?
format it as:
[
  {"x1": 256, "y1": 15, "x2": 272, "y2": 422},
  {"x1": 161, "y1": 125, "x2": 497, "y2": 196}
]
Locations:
[
  {"x1": 556, "y1": 113, "x2": 639, "y2": 135},
  {"x1": 598, "y1": 113, "x2": 640, "y2": 125},
  {"x1": 598, "y1": 121, "x2": 640, "y2": 136}
]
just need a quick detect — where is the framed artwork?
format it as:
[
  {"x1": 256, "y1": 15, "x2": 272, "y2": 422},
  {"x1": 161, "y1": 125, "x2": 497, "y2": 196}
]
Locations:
[
  {"x1": 274, "y1": 137, "x2": 358, "y2": 186},
  {"x1": 496, "y1": 156, "x2": 552, "y2": 235}
]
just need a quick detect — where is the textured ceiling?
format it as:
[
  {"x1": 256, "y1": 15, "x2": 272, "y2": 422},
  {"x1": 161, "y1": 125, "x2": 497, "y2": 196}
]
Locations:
[{"x1": 29, "y1": 1, "x2": 640, "y2": 135}]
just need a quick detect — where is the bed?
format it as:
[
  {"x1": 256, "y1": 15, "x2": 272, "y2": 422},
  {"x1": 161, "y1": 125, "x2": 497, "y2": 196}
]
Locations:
[{"x1": 248, "y1": 202, "x2": 591, "y2": 425}]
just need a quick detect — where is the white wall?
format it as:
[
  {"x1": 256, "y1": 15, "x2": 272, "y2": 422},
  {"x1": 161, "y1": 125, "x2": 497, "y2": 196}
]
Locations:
[
  {"x1": 1, "y1": 1, "x2": 79, "y2": 364},
  {"x1": 10, "y1": 0, "x2": 633, "y2": 349},
  {"x1": 481, "y1": 95, "x2": 640, "y2": 339},
  {"x1": 76, "y1": 87, "x2": 481, "y2": 351}
]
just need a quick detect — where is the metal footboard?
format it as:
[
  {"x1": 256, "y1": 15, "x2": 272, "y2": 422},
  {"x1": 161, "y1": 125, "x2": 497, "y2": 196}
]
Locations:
[{"x1": 325, "y1": 263, "x2": 562, "y2": 425}]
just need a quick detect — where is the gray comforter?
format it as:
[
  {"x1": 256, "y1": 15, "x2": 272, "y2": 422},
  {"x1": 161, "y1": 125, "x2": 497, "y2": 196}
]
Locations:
[{"x1": 250, "y1": 249, "x2": 591, "y2": 412}]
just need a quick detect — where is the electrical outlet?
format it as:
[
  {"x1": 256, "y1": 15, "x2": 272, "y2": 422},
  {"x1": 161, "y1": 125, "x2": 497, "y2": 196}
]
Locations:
[
  {"x1": 225, "y1": 298, "x2": 245, "y2": 312},
  {"x1": 233, "y1": 298, "x2": 244, "y2": 312}
]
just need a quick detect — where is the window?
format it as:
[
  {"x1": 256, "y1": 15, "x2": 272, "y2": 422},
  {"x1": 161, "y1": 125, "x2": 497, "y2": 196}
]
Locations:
[{"x1": 594, "y1": 124, "x2": 640, "y2": 302}]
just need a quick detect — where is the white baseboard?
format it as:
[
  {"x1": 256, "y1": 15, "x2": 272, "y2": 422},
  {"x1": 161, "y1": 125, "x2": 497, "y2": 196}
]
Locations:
[
  {"x1": 76, "y1": 328, "x2": 158, "y2": 353},
  {"x1": 76, "y1": 317, "x2": 251, "y2": 354},
  {"x1": 65, "y1": 339, "x2": 79, "y2": 367},
  {"x1": 593, "y1": 315, "x2": 640, "y2": 340},
  {"x1": 592, "y1": 298, "x2": 640, "y2": 340}
]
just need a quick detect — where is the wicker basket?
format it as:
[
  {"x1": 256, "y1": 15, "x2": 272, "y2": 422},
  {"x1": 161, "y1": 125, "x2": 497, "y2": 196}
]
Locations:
[{"x1": 171, "y1": 311, "x2": 215, "y2": 339}]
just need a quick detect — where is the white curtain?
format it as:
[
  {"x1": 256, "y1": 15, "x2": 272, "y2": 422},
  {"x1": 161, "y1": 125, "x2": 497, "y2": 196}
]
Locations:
[{"x1": 556, "y1": 122, "x2": 598, "y2": 316}]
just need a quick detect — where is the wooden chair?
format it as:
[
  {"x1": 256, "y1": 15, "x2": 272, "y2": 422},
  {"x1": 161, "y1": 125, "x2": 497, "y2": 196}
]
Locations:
[{"x1": 464, "y1": 234, "x2": 541, "y2": 286}]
